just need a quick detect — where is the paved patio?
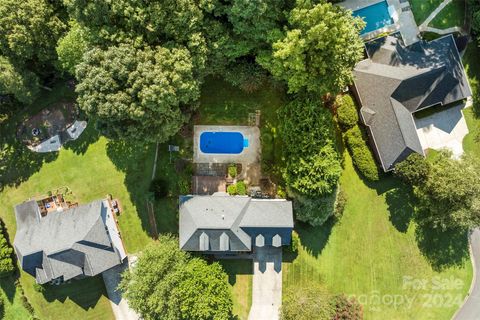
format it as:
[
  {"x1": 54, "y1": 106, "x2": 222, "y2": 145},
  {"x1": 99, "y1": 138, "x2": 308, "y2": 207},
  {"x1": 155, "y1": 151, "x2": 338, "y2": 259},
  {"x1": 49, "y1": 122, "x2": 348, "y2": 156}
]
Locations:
[
  {"x1": 193, "y1": 125, "x2": 260, "y2": 165},
  {"x1": 414, "y1": 103, "x2": 469, "y2": 158}
]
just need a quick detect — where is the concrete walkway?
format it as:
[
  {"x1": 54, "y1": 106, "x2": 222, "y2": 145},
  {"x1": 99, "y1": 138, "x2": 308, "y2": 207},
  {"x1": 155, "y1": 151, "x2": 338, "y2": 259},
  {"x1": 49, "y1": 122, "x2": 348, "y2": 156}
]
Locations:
[
  {"x1": 419, "y1": 0, "x2": 452, "y2": 31},
  {"x1": 103, "y1": 257, "x2": 140, "y2": 320},
  {"x1": 453, "y1": 229, "x2": 480, "y2": 320},
  {"x1": 248, "y1": 246, "x2": 283, "y2": 320},
  {"x1": 422, "y1": 26, "x2": 465, "y2": 35}
]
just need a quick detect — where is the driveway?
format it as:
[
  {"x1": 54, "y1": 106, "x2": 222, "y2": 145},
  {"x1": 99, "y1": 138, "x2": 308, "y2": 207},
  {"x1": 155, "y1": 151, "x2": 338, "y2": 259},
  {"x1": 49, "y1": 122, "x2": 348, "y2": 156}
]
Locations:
[
  {"x1": 102, "y1": 257, "x2": 140, "y2": 320},
  {"x1": 453, "y1": 228, "x2": 480, "y2": 320},
  {"x1": 248, "y1": 246, "x2": 282, "y2": 320},
  {"x1": 415, "y1": 104, "x2": 469, "y2": 158}
]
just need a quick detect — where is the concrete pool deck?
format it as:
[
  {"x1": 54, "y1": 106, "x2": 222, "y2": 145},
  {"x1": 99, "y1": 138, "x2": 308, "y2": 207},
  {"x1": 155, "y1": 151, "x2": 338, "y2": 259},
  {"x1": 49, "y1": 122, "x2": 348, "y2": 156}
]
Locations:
[
  {"x1": 339, "y1": 0, "x2": 420, "y2": 46},
  {"x1": 193, "y1": 125, "x2": 260, "y2": 164}
]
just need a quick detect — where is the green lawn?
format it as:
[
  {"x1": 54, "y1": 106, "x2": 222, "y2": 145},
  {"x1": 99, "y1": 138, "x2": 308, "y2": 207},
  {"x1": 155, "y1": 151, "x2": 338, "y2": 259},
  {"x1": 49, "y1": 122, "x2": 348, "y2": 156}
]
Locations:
[
  {"x1": 429, "y1": 0, "x2": 465, "y2": 29},
  {"x1": 409, "y1": 0, "x2": 444, "y2": 25},
  {"x1": 0, "y1": 83, "x2": 155, "y2": 319},
  {"x1": 220, "y1": 260, "x2": 253, "y2": 320},
  {"x1": 0, "y1": 276, "x2": 32, "y2": 320},
  {"x1": 283, "y1": 154, "x2": 472, "y2": 319}
]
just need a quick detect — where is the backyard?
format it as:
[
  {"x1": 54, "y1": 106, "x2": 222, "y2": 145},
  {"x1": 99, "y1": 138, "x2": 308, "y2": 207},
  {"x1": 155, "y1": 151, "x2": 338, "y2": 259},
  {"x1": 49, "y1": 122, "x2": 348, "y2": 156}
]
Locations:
[{"x1": 0, "y1": 83, "x2": 155, "y2": 319}]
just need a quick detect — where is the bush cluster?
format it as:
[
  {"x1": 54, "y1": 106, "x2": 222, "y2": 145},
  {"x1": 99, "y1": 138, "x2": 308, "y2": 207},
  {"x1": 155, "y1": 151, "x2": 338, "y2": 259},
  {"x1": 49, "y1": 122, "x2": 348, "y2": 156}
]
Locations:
[
  {"x1": 336, "y1": 94, "x2": 358, "y2": 131},
  {"x1": 227, "y1": 181, "x2": 247, "y2": 196},
  {"x1": 0, "y1": 222, "x2": 14, "y2": 278},
  {"x1": 149, "y1": 179, "x2": 169, "y2": 199},
  {"x1": 344, "y1": 126, "x2": 380, "y2": 181},
  {"x1": 228, "y1": 164, "x2": 237, "y2": 178}
]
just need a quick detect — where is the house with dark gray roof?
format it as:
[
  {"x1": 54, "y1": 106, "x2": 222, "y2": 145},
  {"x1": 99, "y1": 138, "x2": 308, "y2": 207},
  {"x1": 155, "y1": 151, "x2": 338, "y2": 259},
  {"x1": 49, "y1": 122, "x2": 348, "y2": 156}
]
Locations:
[
  {"x1": 179, "y1": 194, "x2": 293, "y2": 253},
  {"x1": 14, "y1": 199, "x2": 126, "y2": 284},
  {"x1": 352, "y1": 34, "x2": 471, "y2": 171}
]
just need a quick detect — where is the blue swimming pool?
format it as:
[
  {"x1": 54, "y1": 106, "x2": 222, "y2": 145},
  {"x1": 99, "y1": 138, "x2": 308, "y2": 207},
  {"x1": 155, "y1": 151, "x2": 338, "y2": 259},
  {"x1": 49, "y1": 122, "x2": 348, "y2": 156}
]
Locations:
[
  {"x1": 353, "y1": 1, "x2": 393, "y2": 34},
  {"x1": 200, "y1": 132, "x2": 248, "y2": 154}
]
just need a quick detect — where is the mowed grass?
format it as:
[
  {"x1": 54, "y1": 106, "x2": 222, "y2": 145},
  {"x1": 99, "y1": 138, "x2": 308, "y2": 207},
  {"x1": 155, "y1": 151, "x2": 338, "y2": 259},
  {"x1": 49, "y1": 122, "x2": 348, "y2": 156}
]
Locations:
[
  {"x1": 220, "y1": 260, "x2": 253, "y2": 320},
  {"x1": 283, "y1": 154, "x2": 472, "y2": 319},
  {"x1": 409, "y1": 0, "x2": 444, "y2": 24},
  {"x1": 0, "y1": 84, "x2": 154, "y2": 319},
  {"x1": 429, "y1": 0, "x2": 465, "y2": 29}
]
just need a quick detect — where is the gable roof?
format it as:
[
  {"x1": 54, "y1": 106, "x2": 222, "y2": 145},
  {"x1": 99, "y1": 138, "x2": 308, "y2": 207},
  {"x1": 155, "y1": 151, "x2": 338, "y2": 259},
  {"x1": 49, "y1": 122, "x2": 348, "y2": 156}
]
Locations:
[
  {"x1": 14, "y1": 200, "x2": 123, "y2": 284},
  {"x1": 179, "y1": 195, "x2": 293, "y2": 252},
  {"x1": 354, "y1": 34, "x2": 471, "y2": 171}
]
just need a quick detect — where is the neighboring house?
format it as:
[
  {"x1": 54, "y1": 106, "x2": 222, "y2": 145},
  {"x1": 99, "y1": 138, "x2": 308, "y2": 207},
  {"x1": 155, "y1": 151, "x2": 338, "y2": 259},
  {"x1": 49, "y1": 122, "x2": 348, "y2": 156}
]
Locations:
[
  {"x1": 179, "y1": 194, "x2": 293, "y2": 253},
  {"x1": 14, "y1": 199, "x2": 126, "y2": 284},
  {"x1": 352, "y1": 34, "x2": 472, "y2": 171}
]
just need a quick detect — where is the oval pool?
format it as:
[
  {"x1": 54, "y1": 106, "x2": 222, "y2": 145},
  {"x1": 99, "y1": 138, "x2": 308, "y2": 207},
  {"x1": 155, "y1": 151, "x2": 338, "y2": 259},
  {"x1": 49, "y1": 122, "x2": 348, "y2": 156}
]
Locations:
[{"x1": 200, "y1": 132, "x2": 246, "y2": 154}]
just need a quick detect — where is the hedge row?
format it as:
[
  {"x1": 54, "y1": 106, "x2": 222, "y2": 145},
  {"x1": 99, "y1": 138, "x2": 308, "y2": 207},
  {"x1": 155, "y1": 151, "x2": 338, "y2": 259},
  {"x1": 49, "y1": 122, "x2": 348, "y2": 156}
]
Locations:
[
  {"x1": 0, "y1": 222, "x2": 14, "y2": 278},
  {"x1": 344, "y1": 125, "x2": 380, "y2": 181}
]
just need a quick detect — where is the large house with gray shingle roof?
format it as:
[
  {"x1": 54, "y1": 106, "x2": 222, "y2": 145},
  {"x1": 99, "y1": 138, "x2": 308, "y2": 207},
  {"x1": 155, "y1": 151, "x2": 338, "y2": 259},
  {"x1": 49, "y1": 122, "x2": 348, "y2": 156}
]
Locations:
[
  {"x1": 14, "y1": 199, "x2": 126, "y2": 284},
  {"x1": 352, "y1": 34, "x2": 471, "y2": 171},
  {"x1": 179, "y1": 194, "x2": 293, "y2": 253}
]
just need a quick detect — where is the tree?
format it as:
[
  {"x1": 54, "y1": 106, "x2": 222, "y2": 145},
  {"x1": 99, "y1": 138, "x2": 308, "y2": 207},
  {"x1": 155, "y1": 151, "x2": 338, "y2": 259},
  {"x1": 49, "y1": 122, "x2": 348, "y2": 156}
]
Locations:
[
  {"x1": 259, "y1": 1, "x2": 365, "y2": 95},
  {"x1": 394, "y1": 153, "x2": 430, "y2": 185},
  {"x1": 0, "y1": 0, "x2": 65, "y2": 64},
  {"x1": 279, "y1": 97, "x2": 342, "y2": 197},
  {"x1": 281, "y1": 285, "x2": 334, "y2": 320},
  {"x1": 413, "y1": 152, "x2": 480, "y2": 230},
  {"x1": 0, "y1": 57, "x2": 39, "y2": 104},
  {"x1": 56, "y1": 21, "x2": 90, "y2": 74},
  {"x1": 226, "y1": 0, "x2": 286, "y2": 52},
  {"x1": 75, "y1": 44, "x2": 200, "y2": 142},
  {"x1": 120, "y1": 235, "x2": 233, "y2": 320},
  {"x1": 176, "y1": 258, "x2": 233, "y2": 320}
]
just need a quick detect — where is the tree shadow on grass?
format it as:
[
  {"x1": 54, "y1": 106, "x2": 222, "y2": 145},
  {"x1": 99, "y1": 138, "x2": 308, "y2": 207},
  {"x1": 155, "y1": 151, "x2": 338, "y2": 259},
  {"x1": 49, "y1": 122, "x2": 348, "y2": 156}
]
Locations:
[
  {"x1": 0, "y1": 104, "x2": 58, "y2": 192},
  {"x1": 415, "y1": 225, "x2": 470, "y2": 271},
  {"x1": 106, "y1": 140, "x2": 155, "y2": 237},
  {"x1": 41, "y1": 275, "x2": 108, "y2": 310},
  {"x1": 295, "y1": 218, "x2": 335, "y2": 258},
  {"x1": 218, "y1": 259, "x2": 253, "y2": 286},
  {"x1": 0, "y1": 274, "x2": 19, "y2": 303},
  {"x1": 385, "y1": 185, "x2": 415, "y2": 233}
]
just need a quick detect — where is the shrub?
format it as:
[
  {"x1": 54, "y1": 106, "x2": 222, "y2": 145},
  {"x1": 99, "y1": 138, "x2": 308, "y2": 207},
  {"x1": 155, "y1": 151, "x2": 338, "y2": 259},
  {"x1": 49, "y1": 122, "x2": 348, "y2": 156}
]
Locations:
[
  {"x1": 177, "y1": 179, "x2": 190, "y2": 195},
  {"x1": 228, "y1": 164, "x2": 237, "y2": 178},
  {"x1": 227, "y1": 184, "x2": 237, "y2": 195},
  {"x1": 0, "y1": 222, "x2": 14, "y2": 277},
  {"x1": 291, "y1": 232, "x2": 300, "y2": 253},
  {"x1": 276, "y1": 185, "x2": 287, "y2": 199},
  {"x1": 331, "y1": 294, "x2": 363, "y2": 320},
  {"x1": 291, "y1": 189, "x2": 337, "y2": 226},
  {"x1": 344, "y1": 126, "x2": 380, "y2": 181},
  {"x1": 236, "y1": 181, "x2": 246, "y2": 195},
  {"x1": 149, "y1": 179, "x2": 169, "y2": 199},
  {"x1": 333, "y1": 188, "x2": 347, "y2": 221},
  {"x1": 336, "y1": 95, "x2": 358, "y2": 131}
]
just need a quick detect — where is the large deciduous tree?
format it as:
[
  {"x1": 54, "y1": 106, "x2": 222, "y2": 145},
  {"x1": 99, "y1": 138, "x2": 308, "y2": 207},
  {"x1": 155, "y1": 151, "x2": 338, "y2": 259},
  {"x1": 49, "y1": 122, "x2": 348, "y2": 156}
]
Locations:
[
  {"x1": 0, "y1": 57, "x2": 39, "y2": 105},
  {"x1": 119, "y1": 235, "x2": 233, "y2": 320},
  {"x1": 56, "y1": 21, "x2": 90, "y2": 75},
  {"x1": 0, "y1": 0, "x2": 65, "y2": 64},
  {"x1": 75, "y1": 44, "x2": 200, "y2": 143},
  {"x1": 396, "y1": 151, "x2": 480, "y2": 230},
  {"x1": 259, "y1": 1, "x2": 365, "y2": 95}
]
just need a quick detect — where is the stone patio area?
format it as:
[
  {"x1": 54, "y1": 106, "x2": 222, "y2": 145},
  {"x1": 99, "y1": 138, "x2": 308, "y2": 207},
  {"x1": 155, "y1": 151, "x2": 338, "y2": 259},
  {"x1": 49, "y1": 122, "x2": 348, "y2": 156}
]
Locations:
[{"x1": 193, "y1": 125, "x2": 260, "y2": 165}]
